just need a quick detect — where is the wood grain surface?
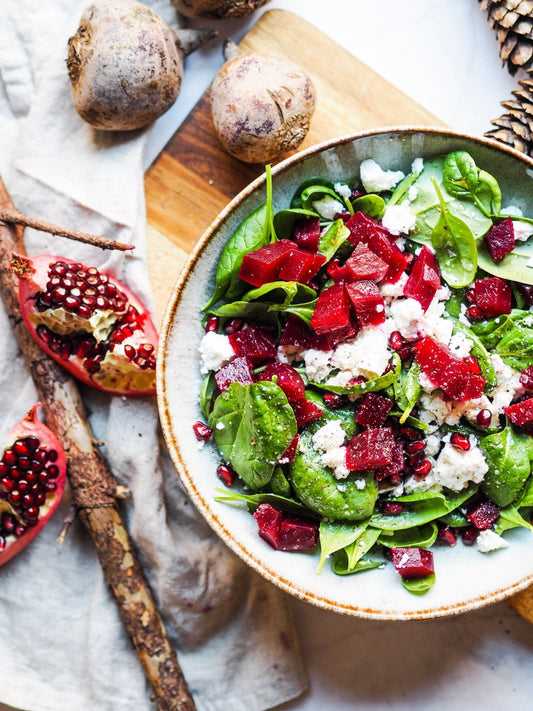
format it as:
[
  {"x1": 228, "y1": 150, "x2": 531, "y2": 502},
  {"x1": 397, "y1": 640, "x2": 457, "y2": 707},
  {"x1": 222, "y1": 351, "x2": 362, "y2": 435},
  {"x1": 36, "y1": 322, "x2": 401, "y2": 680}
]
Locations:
[{"x1": 144, "y1": 8, "x2": 533, "y2": 621}]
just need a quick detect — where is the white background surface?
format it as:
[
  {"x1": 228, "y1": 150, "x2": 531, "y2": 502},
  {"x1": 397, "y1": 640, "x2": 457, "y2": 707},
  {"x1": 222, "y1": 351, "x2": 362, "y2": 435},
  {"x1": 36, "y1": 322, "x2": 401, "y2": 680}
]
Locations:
[{"x1": 145, "y1": 2, "x2": 533, "y2": 711}]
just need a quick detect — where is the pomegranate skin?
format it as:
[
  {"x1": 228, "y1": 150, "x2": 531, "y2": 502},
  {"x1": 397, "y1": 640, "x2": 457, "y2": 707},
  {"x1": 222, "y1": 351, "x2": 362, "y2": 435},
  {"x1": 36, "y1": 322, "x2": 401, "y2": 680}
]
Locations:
[
  {"x1": 0, "y1": 404, "x2": 67, "y2": 567},
  {"x1": 14, "y1": 254, "x2": 158, "y2": 397}
]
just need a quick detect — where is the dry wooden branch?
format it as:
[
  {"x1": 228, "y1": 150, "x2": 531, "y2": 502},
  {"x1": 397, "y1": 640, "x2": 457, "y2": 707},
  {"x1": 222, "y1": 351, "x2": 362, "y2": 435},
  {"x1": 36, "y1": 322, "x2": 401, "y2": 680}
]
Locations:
[
  {"x1": 0, "y1": 206, "x2": 134, "y2": 251},
  {"x1": 0, "y1": 177, "x2": 196, "y2": 711}
]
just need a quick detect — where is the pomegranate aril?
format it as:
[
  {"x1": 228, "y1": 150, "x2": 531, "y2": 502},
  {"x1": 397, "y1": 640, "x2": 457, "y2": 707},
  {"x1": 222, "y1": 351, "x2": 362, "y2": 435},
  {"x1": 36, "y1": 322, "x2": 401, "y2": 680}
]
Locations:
[
  {"x1": 405, "y1": 440, "x2": 425, "y2": 455},
  {"x1": 217, "y1": 463, "x2": 236, "y2": 487},
  {"x1": 450, "y1": 432, "x2": 471, "y2": 451},
  {"x1": 2, "y1": 449, "x2": 16, "y2": 467},
  {"x1": 46, "y1": 464, "x2": 59, "y2": 479},
  {"x1": 323, "y1": 393, "x2": 345, "y2": 409},
  {"x1": 193, "y1": 421, "x2": 213, "y2": 441},
  {"x1": 476, "y1": 409, "x2": 492, "y2": 428},
  {"x1": 467, "y1": 305, "x2": 483, "y2": 321},
  {"x1": 520, "y1": 366, "x2": 533, "y2": 391},
  {"x1": 412, "y1": 459, "x2": 432, "y2": 478}
]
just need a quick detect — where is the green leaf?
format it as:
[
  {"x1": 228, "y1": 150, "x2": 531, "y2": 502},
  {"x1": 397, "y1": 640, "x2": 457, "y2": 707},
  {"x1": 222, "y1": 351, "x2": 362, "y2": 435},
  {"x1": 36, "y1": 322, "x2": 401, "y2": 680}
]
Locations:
[
  {"x1": 343, "y1": 527, "x2": 381, "y2": 571},
  {"x1": 480, "y1": 423, "x2": 531, "y2": 507},
  {"x1": 318, "y1": 219, "x2": 351, "y2": 261},
  {"x1": 378, "y1": 522, "x2": 438, "y2": 548},
  {"x1": 493, "y1": 323, "x2": 533, "y2": 371},
  {"x1": 214, "y1": 488, "x2": 310, "y2": 516},
  {"x1": 272, "y1": 208, "x2": 319, "y2": 239},
  {"x1": 203, "y1": 203, "x2": 269, "y2": 310},
  {"x1": 450, "y1": 319, "x2": 498, "y2": 391},
  {"x1": 311, "y1": 353, "x2": 401, "y2": 396},
  {"x1": 199, "y1": 372, "x2": 216, "y2": 419},
  {"x1": 494, "y1": 505, "x2": 533, "y2": 535},
  {"x1": 209, "y1": 381, "x2": 297, "y2": 490},
  {"x1": 351, "y1": 194, "x2": 386, "y2": 219},
  {"x1": 442, "y1": 151, "x2": 479, "y2": 199},
  {"x1": 393, "y1": 361, "x2": 421, "y2": 423},
  {"x1": 402, "y1": 573, "x2": 436, "y2": 595},
  {"x1": 331, "y1": 552, "x2": 383, "y2": 576},
  {"x1": 318, "y1": 519, "x2": 369, "y2": 573},
  {"x1": 477, "y1": 242, "x2": 533, "y2": 286},
  {"x1": 370, "y1": 488, "x2": 476, "y2": 531}
]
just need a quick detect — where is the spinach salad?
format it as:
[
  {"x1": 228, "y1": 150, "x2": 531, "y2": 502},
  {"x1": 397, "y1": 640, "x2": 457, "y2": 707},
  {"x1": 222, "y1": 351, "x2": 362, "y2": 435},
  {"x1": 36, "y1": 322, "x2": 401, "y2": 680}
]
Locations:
[{"x1": 194, "y1": 150, "x2": 533, "y2": 595}]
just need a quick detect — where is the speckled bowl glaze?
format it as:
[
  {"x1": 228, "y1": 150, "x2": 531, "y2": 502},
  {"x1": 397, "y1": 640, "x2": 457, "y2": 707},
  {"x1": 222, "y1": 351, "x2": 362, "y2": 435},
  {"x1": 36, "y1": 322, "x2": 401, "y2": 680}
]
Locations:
[{"x1": 157, "y1": 127, "x2": 533, "y2": 620}]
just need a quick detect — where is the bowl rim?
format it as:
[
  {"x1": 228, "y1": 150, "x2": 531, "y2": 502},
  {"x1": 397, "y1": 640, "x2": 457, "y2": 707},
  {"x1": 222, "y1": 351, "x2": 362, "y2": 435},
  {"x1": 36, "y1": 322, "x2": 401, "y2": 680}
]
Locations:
[{"x1": 157, "y1": 126, "x2": 533, "y2": 619}]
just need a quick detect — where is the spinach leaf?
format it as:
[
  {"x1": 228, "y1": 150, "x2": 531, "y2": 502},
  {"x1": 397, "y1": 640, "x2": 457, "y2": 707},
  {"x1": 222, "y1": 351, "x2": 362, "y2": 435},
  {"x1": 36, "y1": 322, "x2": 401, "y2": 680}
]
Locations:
[
  {"x1": 300, "y1": 184, "x2": 344, "y2": 212},
  {"x1": 430, "y1": 180, "x2": 477, "y2": 288},
  {"x1": 442, "y1": 151, "x2": 501, "y2": 216},
  {"x1": 351, "y1": 194, "x2": 386, "y2": 219},
  {"x1": 480, "y1": 423, "x2": 531, "y2": 507},
  {"x1": 318, "y1": 219, "x2": 351, "y2": 261},
  {"x1": 290, "y1": 177, "x2": 338, "y2": 209},
  {"x1": 493, "y1": 323, "x2": 533, "y2": 371},
  {"x1": 494, "y1": 505, "x2": 533, "y2": 535},
  {"x1": 311, "y1": 353, "x2": 401, "y2": 396},
  {"x1": 469, "y1": 313, "x2": 515, "y2": 351},
  {"x1": 273, "y1": 208, "x2": 319, "y2": 239},
  {"x1": 209, "y1": 381, "x2": 297, "y2": 491},
  {"x1": 331, "y1": 552, "x2": 383, "y2": 576},
  {"x1": 199, "y1": 372, "x2": 217, "y2": 419},
  {"x1": 378, "y1": 522, "x2": 438, "y2": 548},
  {"x1": 402, "y1": 573, "x2": 436, "y2": 595},
  {"x1": 203, "y1": 203, "x2": 269, "y2": 310},
  {"x1": 341, "y1": 527, "x2": 381, "y2": 573},
  {"x1": 477, "y1": 242, "x2": 533, "y2": 286},
  {"x1": 318, "y1": 519, "x2": 369, "y2": 572},
  {"x1": 393, "y1": 361, "x2": 421, "y2": 423},
  {"x1": 214, "y1": 488, "x2": 310, "y2": 516}
]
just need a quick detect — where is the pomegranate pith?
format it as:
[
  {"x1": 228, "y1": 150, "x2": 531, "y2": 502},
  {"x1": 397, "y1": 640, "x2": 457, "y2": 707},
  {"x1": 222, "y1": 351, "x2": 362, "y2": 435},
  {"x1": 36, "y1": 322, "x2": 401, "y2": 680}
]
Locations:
[
  {"x1": 12, "y1": 254, "x2": 158, "y2": 396},
  {"x1": 0, "y1": 404, "x2": 66, "y2": 566}
]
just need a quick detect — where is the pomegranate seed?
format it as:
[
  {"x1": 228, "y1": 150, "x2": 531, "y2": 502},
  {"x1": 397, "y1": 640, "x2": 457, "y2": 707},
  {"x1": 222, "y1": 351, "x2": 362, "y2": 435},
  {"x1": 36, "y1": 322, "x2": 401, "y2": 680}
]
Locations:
[
  {"x1": 405, "y1": 440, "x2": 425, "y2": 454},
  {"x1": 224, "y1": 319, "x2": 244, "y2": 334},
  {"x1": 2, "y1": 450, "x2": 16, "y2": 467},
  {"x1": 388, "y1": 331, "x2": 405, "y2": 351},
  {"x1": 450, "y1": 432, "x2": 471, "y2": 451},
  {"x1": 192, "y1": 421, "x2": 213, "y2": 441},
  {"x1": 437, "y1": 526, "x2": 457, "y2": 546},
  {"x1": 123, "y1": 344, "x2": 136, "y2": 361},
  {"x1": 465, "y1": 288, "x2": 476, "y2": 303},
  {"x1": 0, "y1": 478, "x2": 14, "y2": 492},
  {"x1": 205, "y1": 316, "x2": 219, "y2": 333},
  {"x1": 46, "y1": 449, "x2": 58, "y2": 463},
  {"x1": 399, "y1": 426, "x2": 421, "y2": 441},
  {"x1": 476, "y1": 409, "x2": 492, "y2": 428},
  {"x1": 412, "y1": 459, "x2": 432, "y2": 478},
  {"x1": 520, "y1": 366, "x2": 533, "y2": 391},
  {"x1": 216, "y1": 463, "x2": 236, "y2": 486},
  {"x1": 323, "y1": 393, "x2": 344, "y2": 409},
  {"x1": 0, "y1": 535, "x2": 5, "y2": 552},
  {"x1": 461, "y1": 526, "x2": 479, "y2": 545},
  {"x1": 467, "y1": 305, "x2": 483, "y2": 321}
]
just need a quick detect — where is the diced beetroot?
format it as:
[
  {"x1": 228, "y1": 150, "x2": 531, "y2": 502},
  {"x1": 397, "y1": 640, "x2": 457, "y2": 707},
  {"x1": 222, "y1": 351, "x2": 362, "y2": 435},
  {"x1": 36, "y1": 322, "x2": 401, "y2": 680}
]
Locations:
[
  {"x1": 413, "y1": 335, "x2": 486, "y2": 401},
  {"x1": 355, "y1": 393, "x2": 394, "y2": 428},
  {"x1": 346, "y1": 427, "x2": 395, "y2": 470},
  {"x1": 278, "y1": 433, "x2": 299, "y2": 464},
  {"x1": 374, "y1": 441, "x2": 405, "y2": 482},
  {"x1": 238, "y1": 240, "x2": 296, "y2": 287},
  {"x1": 258, "y1": 362, "x2": 305, "y2": 401},
  {"x1": 403, "y1": 245, "x2": 441, "y2": 312},
  {"x1": 278, "y1": 515, "x2": 319, "y2": 551},
  {"x1": 504, "y1": 398, "x2": 533, "y2": 426},
  {"x1": 278, "y1": 248, "x2": 326, "y2": 285},
  {"x1": 473, "y1": 277, "x2": 512, "y2": 318},
  {"x1": 466, "y1": 500, "x2": 500, "y2": 530},
  {"x1": 327, "y1": 258, "x2": 357, "y2": 284},
  {"x1": 253, "y1": 502, "x2": 283, "y2": 549},
  {"x1": 345, "y1": 212, "x2": 409, "y2": 283},
  {"x1": 253, "y1": 502, "x2": 318, "y2": 551},
  {"x1": 391, "y1": 547, "x2": 434, "y2": 579},
  {"x1": 309, "y1": 324, "x2": 357, "y2": 351},
  {"x1": 291, "y1": 397, "x2": 324, "y2": 429},
  {"x1": 292, "y1": 216, "x2": 321, "y2": 252},
  {"x1": 214, "y1": 356, "x2": 256, "y2": 392},
  {"x1": 228, "y1": 325, "x2": 277, "y2": 365},
  {"x1": 310, "y1": 283, "x2": 353, "y2": 335},
  {"x1": 345, "y1": 280, "x2": 386, "y2": 327},
  {"x1": 279, "y1": 316, "x2": 313, "y2": 349},
  {"x1": 345, "y1": 242, "x2": 389, "y2": 282},
  {"x1": 520, "y1": 366, "x2": 533, "y2": 391},
  {"x1": 485, "y1": 217, "x2": 515, "y2": 262}
]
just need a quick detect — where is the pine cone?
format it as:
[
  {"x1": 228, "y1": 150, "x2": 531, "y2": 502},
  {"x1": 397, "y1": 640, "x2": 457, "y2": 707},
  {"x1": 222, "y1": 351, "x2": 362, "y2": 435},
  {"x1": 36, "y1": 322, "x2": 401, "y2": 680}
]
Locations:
[
  {"x1": 480, "y1": 0, "x2": 533, "y2": 74},
  {"x1": 485, "y1": 74, "x2": 533, "y2": 155}
]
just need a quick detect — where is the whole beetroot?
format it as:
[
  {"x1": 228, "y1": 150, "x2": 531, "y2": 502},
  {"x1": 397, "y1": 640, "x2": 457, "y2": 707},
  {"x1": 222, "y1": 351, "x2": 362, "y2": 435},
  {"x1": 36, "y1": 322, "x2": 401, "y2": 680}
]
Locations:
[
  {"x1": 67, "y1": 0, "x2": 215, "y2": 131},
  {"x1": 172, "y1": 0, "x2": 270, "y2": 19},
  {"x1": 210, "y1": 40, "x2": 317, "y2": 164}
]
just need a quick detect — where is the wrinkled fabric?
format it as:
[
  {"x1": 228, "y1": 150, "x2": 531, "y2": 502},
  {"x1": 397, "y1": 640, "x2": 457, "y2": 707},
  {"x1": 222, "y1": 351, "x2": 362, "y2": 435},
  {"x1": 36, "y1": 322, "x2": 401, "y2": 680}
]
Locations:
[{"x1": 0, "y1": 1, "x2": 307, "y2": 709}]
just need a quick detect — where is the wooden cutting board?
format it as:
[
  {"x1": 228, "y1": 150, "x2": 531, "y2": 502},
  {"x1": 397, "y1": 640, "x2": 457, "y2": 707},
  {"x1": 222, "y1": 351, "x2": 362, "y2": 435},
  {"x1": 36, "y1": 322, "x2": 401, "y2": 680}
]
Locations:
[
  {"x1": 143, "y1": 8, "x2": 533, "y2": 621},
  {"x1": 144, "y1": 8, "x2": 444, "y2": 323}
]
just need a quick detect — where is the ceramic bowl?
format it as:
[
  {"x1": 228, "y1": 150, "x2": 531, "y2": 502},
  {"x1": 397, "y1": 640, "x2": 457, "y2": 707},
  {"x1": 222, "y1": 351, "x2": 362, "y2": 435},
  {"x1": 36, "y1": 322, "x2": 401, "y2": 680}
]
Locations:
[{"x1": 157, "y1": 127, "x2": 533, "y2": 620}]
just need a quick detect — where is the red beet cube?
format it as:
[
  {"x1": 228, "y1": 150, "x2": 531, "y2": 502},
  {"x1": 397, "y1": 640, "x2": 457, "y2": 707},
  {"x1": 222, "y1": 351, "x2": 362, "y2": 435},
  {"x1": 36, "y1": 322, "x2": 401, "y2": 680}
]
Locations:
[
  {"x1": 391, "y1": 547, "x2": 434, "y2": 579},
  {"x1": 214, "y1": 356, "x2": 256, "y2": 392},
  {"x1": 345, "y1": 280, "x2": 386, "y2": 327},
  {"x1": 308, "y1": 324, "x2": 357, "y2": 351},
  {"x1": 291, "y1": 397, "x2": 324, "y2": 429},
  {"x1": 258, "y1": 362, "x2": 305, "y2": 401},
  {"x1": 345, "y1": 242, "x2": 389, "y2": 281},
  {"x1": 292, "y1": 216, "x2": 321, "y2": 252},
  {"x1": 374, "y1": 441, "x2": 406, "y2": 482},
  {"x1": 485, "y1": 217, "x2": 515, "y2": 262},
  {"x1": 228, "y1": 325, "x2": 277, "y2": 365},
  {"x1": 345, "y1": 212, "x2": 409, "y2": 283},
  {"x1": 310, "y1": 283, "x2": 353, "y2": 335},
  {"x1": 239, "y1": 240, "x2": 296, "y2": 287},
  {"x1": 355, "y1": 393, "x2": 394, "y2": 428},
  {"x1": 327, "y1": 258, "x2": 357, "y2": 284},
  {"x1": 473, "y1": 277, "x2": 512, "y2": 318},
  {"x1": 413, "y1": 336, "x2": 486, "y2": 401},
  {"x1": 504, "y1": 397, "x2": 533, "y2": 427},
  {"x1": 278, "y1": 249, "x2": 326, "y2": 285},
  {"x1": 278, "y1": 434, "x2": 299, "y2": 464},
  {"x1": 466, "y1": 500, "x2": 500, "y2": 530},
  {"x1": 279, "y1": 515, "x2": 319, "y2": 551},
  {"x1": 346, "y1": 427, "x2": 395, "y2": 470},
  {"x1": 253, "y1": 502, "x2": 283, "y2": 549},
  {"x1": 403, "y1": 245, "x2": 441, "y2": 312},
  {"x1": 279, "y1": 316, "x2": 313, "y2": 350}
]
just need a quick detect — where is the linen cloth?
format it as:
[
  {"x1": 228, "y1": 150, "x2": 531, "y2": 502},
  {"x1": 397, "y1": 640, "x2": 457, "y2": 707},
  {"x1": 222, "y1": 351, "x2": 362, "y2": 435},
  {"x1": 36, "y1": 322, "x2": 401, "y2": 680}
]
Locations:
[{"x1": 0, "y1": 1, "x2": 308, "y2": 709}]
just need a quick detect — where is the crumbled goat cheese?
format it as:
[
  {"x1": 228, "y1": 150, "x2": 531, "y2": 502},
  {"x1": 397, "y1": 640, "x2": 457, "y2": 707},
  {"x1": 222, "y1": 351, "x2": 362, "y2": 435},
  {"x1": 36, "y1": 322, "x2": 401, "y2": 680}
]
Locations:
[
  {"x1": 334, "y1": 182, "x2": 352, "y2": 200},
  {"x1": 388, "y1": 292, "x2": 451, "y2": 343},
  {"x1": 411, "y1": 157, "x2": 424, "y2": 174},
  {"x1": 381, "y1": 272, "x2": 409, "y2": 302},
  {"x1": 312, "y1": 419, "x2": 346, "y2": 451},
  {"x1": 329, "y1": 327, "x2": 391, "y2": 380},
  {"x1": 488, "y1": 354, "x2": 522, "y2": 412},
  {"x1": 355, "y1": 478, "x2": 366, "y2": 490},
  {"x1": 418, "y1": 391, "x2": 490, "y2": 427},
  {"x1": 381, "y1": 203, "x2": 417, "y2": 235},
  {"x1": 313, "y1": 196, "x2": 344, "y2": 220},
  {"x1": 447, "y1": 330, "x2": 474, "y2": 359},
  {"x1": 432, "y1": 434, "x2": 488, "y2": 492},
  {"x1": 403, "y1": 471, "x2": 438, "y2": 494},
  {"x1": 359, "y1": 158, "x2": 404, "y2": 193},
  {"x1": 321, "y1": 447, "x2": 350, "y2": 480},
  {"x1": 408, "y1": 185, "x2": 418, "y2": 201},
  {"x1": 425, "y1": 434, "x2": 442, "y2": 457},
  {"x1": 303, "y1": 348, "x2": 332, "y2": 382},
  {"x1": 513, "y1": 220, "x2": 533, "y2": 242},
  {"x1": 477, "y1": 529, "x2": 509, "y2": 553},
  {"x1": 199, "y1": 331, "x2": 234, "y2": 374}
]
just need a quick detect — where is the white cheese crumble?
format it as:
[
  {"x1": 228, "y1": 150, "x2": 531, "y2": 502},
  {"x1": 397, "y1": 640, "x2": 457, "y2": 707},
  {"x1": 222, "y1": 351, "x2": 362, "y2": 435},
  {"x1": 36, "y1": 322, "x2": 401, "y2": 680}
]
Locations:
[
  {"x1": 411, "y1": 157, "x2": 424, "y2": 174},
  {"x1": 303, "y1": 348, "x2": 332, "y2": 382},
  {"x1": 513, "y1": 220, "x2": 533, "y2": 242},
  {"x1": 359, "y1": 158, "x2": 404, "y2": 193},
  {"x1": 199, "y1": 331, "x2": 235, "y2": 374},
  {"x1": 488, "y1": 354, "x2": 522, "y2": 413},
  {"x1": 477, "y1": 529, "x2": 510, "y2": 553},
  {"x1": 334, "y1": 182, "x2": 352, "y2": 200},
  {"x1": 432, "y1": 434, "x2": 488, "y2": 492},
  {"x1": 447, "y1": 330, "x2": 474, "y2": 359},
  {"x1": 381, "y1": 203, "x2": 417, "y2": 235},
  {"x1": 387, "y1": 292, "x2": 451, "y2": 343},
  {"x1": 329, "y1": 327, "x2": 391, "y2": 380},
  {"x1": 312, "y1": 420, "x2": 349, "y2": 479},
  {"x1": 313, "y1": 196, "x2": 344, "y2": 220}
]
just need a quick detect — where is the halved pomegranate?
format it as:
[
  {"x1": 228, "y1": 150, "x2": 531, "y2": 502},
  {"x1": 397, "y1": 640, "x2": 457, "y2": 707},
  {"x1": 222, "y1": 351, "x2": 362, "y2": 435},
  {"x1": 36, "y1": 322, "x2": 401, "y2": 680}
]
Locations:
[
  {"x1": 11, "y1": 254, "x2": 158, "y2": 396},
  {"x1": 0, "y1": 404, "x2": 66, "y2": 566}
]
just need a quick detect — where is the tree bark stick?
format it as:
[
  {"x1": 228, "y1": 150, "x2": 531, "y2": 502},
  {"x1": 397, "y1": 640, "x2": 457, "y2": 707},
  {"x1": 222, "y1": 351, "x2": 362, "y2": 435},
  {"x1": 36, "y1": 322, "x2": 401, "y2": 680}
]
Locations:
[{"x1": 0, "y1": 176, "x2": 196, "y2": 711}]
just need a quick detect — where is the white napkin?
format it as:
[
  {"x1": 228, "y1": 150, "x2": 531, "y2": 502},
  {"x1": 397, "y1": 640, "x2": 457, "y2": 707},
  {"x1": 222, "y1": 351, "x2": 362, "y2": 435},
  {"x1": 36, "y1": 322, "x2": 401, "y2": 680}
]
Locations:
[{"x1": 0, "y1": 1, "x2": 308, "y2": 710}]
